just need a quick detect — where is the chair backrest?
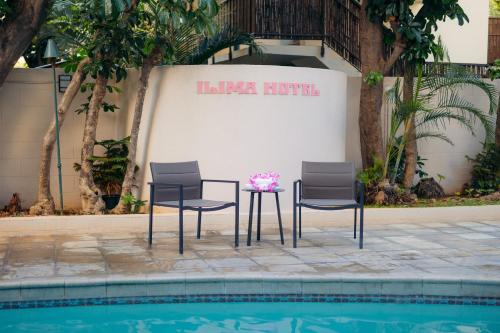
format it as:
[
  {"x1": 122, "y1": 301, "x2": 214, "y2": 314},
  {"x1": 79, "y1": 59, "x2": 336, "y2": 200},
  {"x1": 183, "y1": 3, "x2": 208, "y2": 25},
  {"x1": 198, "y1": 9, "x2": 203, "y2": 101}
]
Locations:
[
  {"x1": 150, "y1": 161, "x2": 202, "y2": 202},
  {"x1": 301, "y1": 161, "x2": 355, "y2": 200}
]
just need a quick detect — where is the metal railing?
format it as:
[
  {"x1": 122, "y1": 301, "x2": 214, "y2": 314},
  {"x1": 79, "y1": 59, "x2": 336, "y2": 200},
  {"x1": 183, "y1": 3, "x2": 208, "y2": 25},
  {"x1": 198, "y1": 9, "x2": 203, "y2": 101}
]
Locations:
[
  {"x1": 489, "y1": 17, "x2": 500, "y2": 64},
  {"x1": 217, "y1": 0, "x2": 361, "y2": 69},
  {"x1": 389, "y1": 61, "x2": 490, "y2": 78},
  {"x1": 217, "y1": 0, "x2": 489, "y2": 76}
]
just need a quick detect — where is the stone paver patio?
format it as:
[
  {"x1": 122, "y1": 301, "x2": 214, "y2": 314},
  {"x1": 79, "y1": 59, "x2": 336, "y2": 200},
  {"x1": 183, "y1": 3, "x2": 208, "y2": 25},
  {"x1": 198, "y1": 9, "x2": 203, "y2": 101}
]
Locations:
[{"x1": 0, "y1": 206, "x2": 499, "y2": 281}]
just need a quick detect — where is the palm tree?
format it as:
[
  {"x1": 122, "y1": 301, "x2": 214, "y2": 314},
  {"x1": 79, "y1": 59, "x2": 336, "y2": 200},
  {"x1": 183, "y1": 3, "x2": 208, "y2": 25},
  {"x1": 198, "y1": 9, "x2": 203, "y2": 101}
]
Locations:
[
  {"x1": 113, "y1": 0, "x2": 259, "y2": 213},
  {"x1": 384, "y1": 62, "x2": 497, "y2": 185}
]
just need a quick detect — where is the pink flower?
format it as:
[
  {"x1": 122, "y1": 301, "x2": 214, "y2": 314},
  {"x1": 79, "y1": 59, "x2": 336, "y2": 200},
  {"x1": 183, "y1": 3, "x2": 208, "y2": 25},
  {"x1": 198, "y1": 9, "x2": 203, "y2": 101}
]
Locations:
[{"x1": 248, "y1": 172, "x2": 280, "y2": 192}]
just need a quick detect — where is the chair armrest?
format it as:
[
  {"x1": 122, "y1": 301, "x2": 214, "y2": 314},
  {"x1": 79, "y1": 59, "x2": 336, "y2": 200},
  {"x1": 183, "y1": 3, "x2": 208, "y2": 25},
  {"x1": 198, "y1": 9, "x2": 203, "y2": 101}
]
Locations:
[
  {"x1": 201, "y1": 179, "x2": 239, "y2": 184},
  {"x1": 201, "y1": 179, "x2": 239, "y2": 203},
  {"x1": 293, "y1": 179, "x2": 302, "y2": 204}
]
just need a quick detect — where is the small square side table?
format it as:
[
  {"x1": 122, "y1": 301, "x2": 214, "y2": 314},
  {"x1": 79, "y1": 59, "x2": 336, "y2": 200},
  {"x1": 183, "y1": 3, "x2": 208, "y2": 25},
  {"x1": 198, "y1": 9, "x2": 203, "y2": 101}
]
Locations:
[{"x1": 242, "y1": 188, "x2": 285, "y2": 246}]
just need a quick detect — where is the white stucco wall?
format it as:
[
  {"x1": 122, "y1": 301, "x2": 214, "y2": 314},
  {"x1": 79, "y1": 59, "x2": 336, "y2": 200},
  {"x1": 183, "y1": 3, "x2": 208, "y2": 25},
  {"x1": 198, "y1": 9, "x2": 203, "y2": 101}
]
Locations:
[
  {"x1": 127, "y1": 65, "x2": 347, "y2": 212},
  {"x1": 0, "y1": 65, "x2": 496, "y2": 211},
  {"x1": 412, "y1": 0, "x2": 490, "y2": 64},
  {"x1": 0, "y1": 69, "x2": 125, "y2": 209}
]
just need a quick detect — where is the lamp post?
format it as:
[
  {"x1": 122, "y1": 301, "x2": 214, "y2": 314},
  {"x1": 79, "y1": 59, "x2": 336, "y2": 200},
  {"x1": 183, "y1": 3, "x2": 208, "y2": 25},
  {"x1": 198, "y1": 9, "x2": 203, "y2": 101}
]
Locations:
[{"x1": 44, "y1": 39, "x2": 64, "y2": 214}]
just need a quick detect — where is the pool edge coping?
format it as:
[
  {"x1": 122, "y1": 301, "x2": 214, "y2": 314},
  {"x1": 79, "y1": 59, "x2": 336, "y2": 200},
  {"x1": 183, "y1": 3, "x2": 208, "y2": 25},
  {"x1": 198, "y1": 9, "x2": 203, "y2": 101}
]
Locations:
[{"x1": 1, "y1": 275, "x2": 499, "y2": 303}]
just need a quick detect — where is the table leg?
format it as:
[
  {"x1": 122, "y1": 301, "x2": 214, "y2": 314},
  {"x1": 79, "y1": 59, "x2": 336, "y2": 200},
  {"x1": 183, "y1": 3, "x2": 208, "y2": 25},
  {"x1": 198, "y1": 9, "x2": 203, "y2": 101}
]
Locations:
[
  {"x1": 257, "y1": 192, "x2": 262, "y2": 241},
  {"x1": 247, "y1": 192, "x2": 255, "y2": 246},
  {"x1": 275, "y1": 192, "x2": 284, "y2": 245}
]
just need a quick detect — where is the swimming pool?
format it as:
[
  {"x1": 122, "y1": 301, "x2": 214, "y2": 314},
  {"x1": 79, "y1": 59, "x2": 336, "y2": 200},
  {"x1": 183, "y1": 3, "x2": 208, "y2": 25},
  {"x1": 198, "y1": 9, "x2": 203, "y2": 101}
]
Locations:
[{"x1": 1, "y1": 301, "x2": 499, "y2": 332}]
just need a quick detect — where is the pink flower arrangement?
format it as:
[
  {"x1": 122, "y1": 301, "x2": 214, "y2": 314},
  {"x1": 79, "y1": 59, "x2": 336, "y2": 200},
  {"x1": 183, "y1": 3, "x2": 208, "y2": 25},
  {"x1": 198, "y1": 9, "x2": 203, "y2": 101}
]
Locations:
[{"x1": 247, "y1": 172, "x2": 280, "y2": 192}]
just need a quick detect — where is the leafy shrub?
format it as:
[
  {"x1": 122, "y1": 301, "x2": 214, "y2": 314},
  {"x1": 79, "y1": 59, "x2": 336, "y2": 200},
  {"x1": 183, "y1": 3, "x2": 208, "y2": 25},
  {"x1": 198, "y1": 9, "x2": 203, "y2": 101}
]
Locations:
[
  {"x1": 364, "y1": 71, "x2": 383, "y2": 87},
  {"x1": 74, "y1": 137, "x2": 133, "y2": 195},
  {"x1": 357, "y1": 157, "x2": 384, "y2": 187},
  {"x1": 465, "y1": 143, "x2": 500, "y2": 195},
  {"x1": 121, "y1": 194, "x2": 147, "y2": 214},
  {"x1": 387, "y1": 138, "x2": 428, "y2": 186}
]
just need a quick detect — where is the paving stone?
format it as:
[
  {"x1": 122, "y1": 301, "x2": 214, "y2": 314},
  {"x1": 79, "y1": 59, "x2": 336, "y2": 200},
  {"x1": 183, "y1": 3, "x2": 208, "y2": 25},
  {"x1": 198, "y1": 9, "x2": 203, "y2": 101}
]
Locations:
[
  {"x1": 172, "y1": 259, "x2": 210, "y2": 270},
  {"x1": 204, "y1": 258, "x2": 258, "y2": 268},
  {"x1": 0, "y1": 216, "x2": 499, "y2": 283},
  {"x1": 251, "y1": 255, "x2": 305, "y2": 266},
  {"x1": 456, "y1": 233, "x2": 497, "y2": 240},
  {"x1": 384, "y1": 236, "x2": 445, "y2": 249},
  {"x1": 56, "y1": 262, "x2": 106, "y2": 276}
]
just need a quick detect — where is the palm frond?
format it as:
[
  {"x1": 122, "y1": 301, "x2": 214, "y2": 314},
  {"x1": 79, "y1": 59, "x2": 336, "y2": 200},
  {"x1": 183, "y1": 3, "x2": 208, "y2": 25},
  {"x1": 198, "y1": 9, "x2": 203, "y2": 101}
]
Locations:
[
  {"x1": 422, "y1": 63, "x2": 498, "y2": 115},
  {"x1": 433, "y1": 89, "x2": 495, "y2": 142},
  {"x1": 416, "y1": 108, "x2": 475, "y2": 134},
  {"x1": 182, "y1": 26, "x2": 260, "y2": 65},
  {"x1": 415, "y1": 131, "x2": 454, "y2": 145}
]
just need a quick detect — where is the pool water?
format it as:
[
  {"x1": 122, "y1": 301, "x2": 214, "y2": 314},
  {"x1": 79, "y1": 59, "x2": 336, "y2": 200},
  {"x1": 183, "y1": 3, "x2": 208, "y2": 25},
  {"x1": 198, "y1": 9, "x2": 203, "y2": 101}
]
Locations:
[{"x1": 1, "y1": 302, "x2": 499, "y2": 332}]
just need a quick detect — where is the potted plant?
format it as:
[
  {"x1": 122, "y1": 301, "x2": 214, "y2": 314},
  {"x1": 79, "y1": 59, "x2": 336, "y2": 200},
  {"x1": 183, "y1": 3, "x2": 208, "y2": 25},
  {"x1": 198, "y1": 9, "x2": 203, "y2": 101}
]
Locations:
[{"x1": 74, "y1": 137, "x2": 136, "y2": 210}]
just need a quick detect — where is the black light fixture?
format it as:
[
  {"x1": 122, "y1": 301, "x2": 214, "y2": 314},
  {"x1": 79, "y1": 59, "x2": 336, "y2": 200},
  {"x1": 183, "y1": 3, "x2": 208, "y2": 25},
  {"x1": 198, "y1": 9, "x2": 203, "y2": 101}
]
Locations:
[{"x1": 58, "y1": 74, "x2": 72, "y2": 93}]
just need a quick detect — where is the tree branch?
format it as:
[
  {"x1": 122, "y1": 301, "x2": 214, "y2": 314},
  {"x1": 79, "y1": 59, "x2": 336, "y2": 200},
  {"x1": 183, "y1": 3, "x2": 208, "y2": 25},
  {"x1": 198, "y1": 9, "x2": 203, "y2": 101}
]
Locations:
[
  {"x1": 383, "y1": 20, "x2": 405, "y2": 75},
  {"x1": 0, "y1": 0, "x2": 49, "y2": 87}
]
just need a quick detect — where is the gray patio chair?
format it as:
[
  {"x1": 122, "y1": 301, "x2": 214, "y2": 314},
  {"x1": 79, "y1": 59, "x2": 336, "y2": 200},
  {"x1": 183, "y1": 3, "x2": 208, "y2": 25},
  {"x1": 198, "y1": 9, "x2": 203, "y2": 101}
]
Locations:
[
  {"x1": 293, "y1": 161, "x2": 364, "y2": 249},
  {"x1": 149, "y1": 161, "x2": 239, "y2": 254}
]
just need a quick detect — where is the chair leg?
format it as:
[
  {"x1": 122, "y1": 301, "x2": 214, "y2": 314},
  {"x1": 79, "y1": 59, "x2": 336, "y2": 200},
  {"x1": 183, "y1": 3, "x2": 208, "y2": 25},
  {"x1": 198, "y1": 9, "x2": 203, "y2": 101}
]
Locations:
[
  {"x1": 354, "y1": 207, "x2": 357, "y2": 239},
  {"x1": 299, "y1": 205, "x2": 302, "y2": 238},
  {"x1": 257, "y1": 192, "x2": 262, "y2": 241},
  {"x1": 275, "y1": 192, "x2": 284, "y2": 245},
  {"x1": 148, "y1": 208, "x2": 154, "y2": 248},
  {"x1": 247, "y1": 192, "x2": 255, "y2": 246},
  {"x1": 293, "y1": 203, "x2": 297, "y2": 248},
  {"x1": 148, "y1": 191, "x2": 154, "y2": 248},
  {"x1": 235, "y1": 202, "x2": 239, "y2": 248},
  {"x1": 359, "y1": 205, "x2": 364, "y2": 249},
  {"x1": 197, "y1": 210, "x2": 202, "y2": 239},
  {"x1": 179, "y1": 208, "x2": 184, "y2": 254}
]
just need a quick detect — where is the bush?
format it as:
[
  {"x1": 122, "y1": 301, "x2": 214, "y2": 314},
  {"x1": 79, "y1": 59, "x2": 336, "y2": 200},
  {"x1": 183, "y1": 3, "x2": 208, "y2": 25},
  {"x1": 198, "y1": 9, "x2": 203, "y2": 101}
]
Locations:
[
  {"x1": 74, "y1": 137, "x2": 131, "y2": 195},
  {"x1": 465, "y1": 143, "x2": 500, "y2": 196}
]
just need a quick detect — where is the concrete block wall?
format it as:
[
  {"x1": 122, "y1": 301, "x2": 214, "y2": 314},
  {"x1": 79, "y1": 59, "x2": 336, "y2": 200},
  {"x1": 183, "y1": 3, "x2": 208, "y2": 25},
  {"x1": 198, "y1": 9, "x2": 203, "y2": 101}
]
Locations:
[
  {"x1": 0, "y1": 67, "x2": 498, "y2": 210},
  {"x1": 0, "y1": 69, "x2": 124, "y2": 209}
]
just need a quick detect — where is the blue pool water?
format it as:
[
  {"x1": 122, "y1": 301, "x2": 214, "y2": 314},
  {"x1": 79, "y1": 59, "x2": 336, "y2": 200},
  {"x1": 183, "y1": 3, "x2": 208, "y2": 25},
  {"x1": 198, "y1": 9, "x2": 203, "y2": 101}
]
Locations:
[{"x1": 0, "y1": 302, "x2": 499, "y2": 332}]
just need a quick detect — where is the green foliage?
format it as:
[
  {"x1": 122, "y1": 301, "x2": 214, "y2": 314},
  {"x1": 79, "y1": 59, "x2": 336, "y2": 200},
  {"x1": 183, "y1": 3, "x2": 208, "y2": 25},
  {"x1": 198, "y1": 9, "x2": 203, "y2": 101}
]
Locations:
[
  {"x1": 357, "y1": 157, "x2": 384, "y2": 187},
  {"x1": 366, "y1": 0, "x2": 469, "y2": 65},
  {"x1": 384, "y1": 62, "x2": 497, "y2": 184},
  {"x1": 42, "y1": 0, "x2": 141, "y2": 80},
  {"x1": 490, "y1": 0, "x2": 500, "y2": 17},
  {"x1": 364, "y1": 71, "x2": 384, "y2": 87},
  {"x1": 132, "y1": 0, "x2": 221, "y2": 67},
  {"x1": 73, "y1": 137, "x2": 134, "y2": 195},
  {"x1": 489, "y1": 59, "x2": 500, "y2": 80},
  {"x1": 181, "y1": 26, "x2": 260, "y2": 65},
  {"x1": 121, "y1": 193, "x2": 147, "y2": 213},
  {"x1": 465, "y1": 144, "x2": 500, "y2": 195},
  {"x1": 386, "y1": 137, "x2": 428, "y2": 184},
  {"x1": 0, "y1": 0, "x2": 12, "y2": 22},
  {"x1": 74, "y1": 83, "x2": 121, "y2": 115}
]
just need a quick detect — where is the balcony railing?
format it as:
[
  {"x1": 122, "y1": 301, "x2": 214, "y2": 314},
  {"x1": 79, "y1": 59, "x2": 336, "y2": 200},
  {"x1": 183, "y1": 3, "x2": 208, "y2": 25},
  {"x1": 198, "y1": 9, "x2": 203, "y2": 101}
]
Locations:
[
  {"x1": 489, "y1": 17, "x2": 500, "y2": 64},
  {"x1": 217, "y1": 1, "x2": 489, "y2": 77},
  {"x1": 217, "y1": 0, "x2": 361, "y2": 69}
]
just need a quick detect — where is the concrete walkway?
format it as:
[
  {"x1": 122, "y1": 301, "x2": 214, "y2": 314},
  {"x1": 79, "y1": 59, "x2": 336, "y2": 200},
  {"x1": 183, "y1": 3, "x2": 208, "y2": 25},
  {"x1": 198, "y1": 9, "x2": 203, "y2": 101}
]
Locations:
[{"x1": 0, "y1": 206, "x2": 499, "y2": 282}]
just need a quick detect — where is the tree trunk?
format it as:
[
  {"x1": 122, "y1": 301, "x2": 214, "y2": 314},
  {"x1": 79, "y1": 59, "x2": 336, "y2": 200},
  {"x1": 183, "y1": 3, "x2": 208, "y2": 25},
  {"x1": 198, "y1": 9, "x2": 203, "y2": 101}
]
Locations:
[
  {"x1": 113, "y1": 51, "x2": 160, "y2": 214},
  {"x1": 79, "y1": 74, "x2": 107, "y2": 214},
  {"x1": 29, "y1": 57, "x2": 90, "y2": 215},
  {"x1": 496, "y1": 97, "x2": 500, "y2": 150},
  {"x1": 402, "y1": 64, "x2": 417, "y2": 189},
  {"x1": 0, "y1": 0, "x2": 48, "y2": 88},
  {"x1": 359, "y1": 2, "x2": 385, "y2": 168}
]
